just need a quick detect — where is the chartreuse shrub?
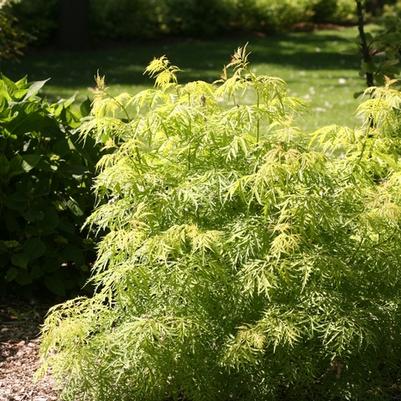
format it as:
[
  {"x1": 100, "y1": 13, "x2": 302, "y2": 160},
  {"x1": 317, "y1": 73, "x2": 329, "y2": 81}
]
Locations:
[
  {"x1": 0, "y1": 75, "x2": 99, "y2": 295},
  {"x1": 41, "y1": 48, "x2": 401, "y2": 400}
]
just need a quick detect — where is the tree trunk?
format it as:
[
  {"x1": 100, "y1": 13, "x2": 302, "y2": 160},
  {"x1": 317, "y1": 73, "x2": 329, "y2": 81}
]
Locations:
[
  {"x1": 356, "y1": 0, "x2": 374, "y2": 87},
  {"x1": 59, "y1": 0, "x2": 90, "y2": 50}
]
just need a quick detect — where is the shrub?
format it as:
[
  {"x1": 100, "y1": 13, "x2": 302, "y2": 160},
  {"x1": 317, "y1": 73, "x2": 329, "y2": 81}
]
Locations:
[
  {"x1": 0, "y1": 75, "x2": 99, "y2": 296},
  {"x1": 163, "y1": 0, "x2": 235, "y2": 36},
  {"x1": 40, "y1": 49, "x2": 401, "y2": 400},
  {"x1": 89, "y1": 0, "x2": 167, "y2": 40},
  {"x1": 9, "y1": 0, "x2": 58, "y2": 45},
  {"x1": 229, "y1": 0, "x2": 315, "y2": 32},
  {"x1": 313, "y1": 0, "x2": 356, "y2": 23},
  {"x1": 8, "y1": 0, "x2": 372, "y2": 45}
]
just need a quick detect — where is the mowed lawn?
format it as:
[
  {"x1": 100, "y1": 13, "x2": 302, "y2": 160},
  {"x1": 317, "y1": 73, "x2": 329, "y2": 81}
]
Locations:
[{"x1": 3, "y1": 26, "x2": 367, "y2": 130}]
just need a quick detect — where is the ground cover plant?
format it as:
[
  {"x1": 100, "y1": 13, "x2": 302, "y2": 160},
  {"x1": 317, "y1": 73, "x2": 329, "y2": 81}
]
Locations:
[
  {"x1": 2, "y1": 26, "x2": 365, "y2": 130},
  {"x1": 0, "y1": 75, "x2": 99, "y2": 296},
  {"x1": 41, "y1": 48, "x2": 401, "y2": 400}
]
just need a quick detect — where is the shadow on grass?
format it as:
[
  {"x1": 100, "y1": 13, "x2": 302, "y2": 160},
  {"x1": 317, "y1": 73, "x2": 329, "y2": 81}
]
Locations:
[{"x1": 1, "y1": 29, "x2": 359, "y2": 93}]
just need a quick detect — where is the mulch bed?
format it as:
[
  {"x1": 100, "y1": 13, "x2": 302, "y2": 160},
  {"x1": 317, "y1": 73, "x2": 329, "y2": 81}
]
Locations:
[{"x1": 0, "y1": 302, "x2": 59, "y2": 401}]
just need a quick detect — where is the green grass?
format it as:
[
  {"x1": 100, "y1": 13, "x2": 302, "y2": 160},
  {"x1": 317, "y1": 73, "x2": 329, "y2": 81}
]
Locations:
[{"x1": 2, "y1": 26, "x2": 366, "y2": 130}]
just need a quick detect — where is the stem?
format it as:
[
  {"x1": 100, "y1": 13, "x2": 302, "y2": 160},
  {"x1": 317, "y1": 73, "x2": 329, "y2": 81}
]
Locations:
[
  {"x1": 356, "y1": 0, "x2": 374, "y2": 88},
  {"x1": 102, "y1": 89, "x2": 131, "y2": 122},
  {"x1": 256, "y1": 91, "x2": 260, "y2": 143}
]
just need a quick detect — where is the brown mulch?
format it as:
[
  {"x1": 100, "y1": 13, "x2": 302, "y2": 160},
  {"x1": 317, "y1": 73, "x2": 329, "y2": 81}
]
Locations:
[{"x1": 0, "y1": 302, "x2": 59, "y2": 401}]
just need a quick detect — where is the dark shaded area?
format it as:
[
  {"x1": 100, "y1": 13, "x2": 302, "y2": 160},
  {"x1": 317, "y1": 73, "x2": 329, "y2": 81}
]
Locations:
[
  {"x1": 2, "y1": 30, "x2": 359, "y2": 96},
  {"x1": 59, "y1": 0, "x2": 90, "y2": 50},
  {"x1": 0, "y1": 300, "x2": 46, "y2": 345}
]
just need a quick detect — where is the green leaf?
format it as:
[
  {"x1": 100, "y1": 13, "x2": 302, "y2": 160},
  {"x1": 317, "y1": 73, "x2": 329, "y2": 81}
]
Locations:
[
  {"x1": 80, "y1": 97, "x2": 92, "y2": 117},
  {"x1": 5, "y1": 192, "x2": 27, "y2": 212},
  {"x1": 40, "y1": 209, "x2": 60, "y2": 234},
  {"x1": 0, "y1": 154, "x2": 10, "y2": 177},
  {"x1": 5, "y1": 267, "x2": 19, "y2": 282},
  {"x1": 66, "y1": 198, "x2": 84, "y2": 217},
  {"x1": 5, "y1": 213, "x2": 21, "y2": 232},
  {"x1": 0, "y1": 80, "x2": 12, "y2": 103},
  {"x1": 15, "y1": 76, "x2": 28, "y2": 89},
  {"x1": 1, "y1": 240, "x2": 20, "y2": 249},
  {"x1": 8, "y1": 155, "x2": 25, "y2": 178},
  {"x1": 21, "y1": 154, "x2": 42, "y2": 172},
  {"x1": 44, "y1": 274, "x2": 66, "y2": 296},
  {"x1": 23, "y1": 79, "x2": 50, "y2": 101},
  {"x1": 11, "y1": 253, "x2": 29, "y2": 269},
  {"x1": 8, "y1": 154, "x2": 42, "y2": 177},
  {"x1": 15, "y1": 271, "x2": 32, "y2": 286},
  {"x1": 23, "y1": 238, "x2": 46, "y2": 261}
]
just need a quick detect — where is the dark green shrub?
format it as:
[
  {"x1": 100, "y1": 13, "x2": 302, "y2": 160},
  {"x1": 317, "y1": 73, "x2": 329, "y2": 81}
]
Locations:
[
  {"x1": 90, "y1": 0, "x2": 234, "y2": 38},
  {"x1": 89, "y1": 0, "x2": 167, "y2": 40},
  {"x1": 10, "y1": 0, "x2": 58, "y2": 45},
  {"x1": 313, "y1": 0, "x2": 356, "y2": 23},
  {"x1": 0, "y1": 75, "x2": 100, "y2": 296},
  {"x1": 252, "y1": 0, "x2": 316, "y2": 31},
  {"x1": 231, "y1": 0, "x2": 313, "y2": 32},
  {"x1": 163, "y1": 0, "x2": 235, "y2": 36},
  {"x1": 41, "y1": 49, "x2": 401, "y2": 400},
  {"x1": 7, "y1": 0, "x2": 369, "y2": 45}
]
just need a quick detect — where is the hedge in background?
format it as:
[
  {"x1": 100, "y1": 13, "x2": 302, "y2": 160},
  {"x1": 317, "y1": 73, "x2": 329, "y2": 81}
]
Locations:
[
  {"x1": 0, "y1": 0, "x2": 30, "y2": 60},
  {"x1": 89, "y1": 0, "x2": 358, "y2": 37},
  {"x1": 0, "y1": 75, "x2": 99, "y2": 296},
  {"x1": 41, "y1": 48, "x2": 401, "y2": 401},
  {"x1": 9, "y1": 0, "x2": 360, "y2": 45},
  {"x1": 9, "y1": 0, "x2": 58, "y2": 45}
]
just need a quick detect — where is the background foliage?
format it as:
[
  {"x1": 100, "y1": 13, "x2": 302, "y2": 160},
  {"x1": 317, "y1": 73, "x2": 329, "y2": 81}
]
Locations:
[
  {"x1": 0, "y1": 0, "x2": 30, "y2": 61},
  {"x1": 8, "y1": 0, "x2": 361, "y2": 44},
  {"x1": 41, "y1": 50, "x2": 401, "y2": 400},
  {"x1": 359, "y1": 1, "x2": 401, "y2": 85},
  {"x1": 9, "y1": 0, "x2": 58, "y2": 45},
  {"x1": 0, "y1": 75, "x2": 100, "y2": 296}
]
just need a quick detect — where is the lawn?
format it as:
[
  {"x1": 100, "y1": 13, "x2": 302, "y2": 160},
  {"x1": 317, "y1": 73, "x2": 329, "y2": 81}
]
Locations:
[{"x1": 2, "y1": 26, "x2": 366, "y2": 130}]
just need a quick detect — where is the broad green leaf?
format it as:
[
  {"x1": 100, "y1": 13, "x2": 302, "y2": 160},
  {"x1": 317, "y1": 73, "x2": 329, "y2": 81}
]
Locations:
[
  {"x1": 23, "y1": 79, "x2": 50, "y2": 101},
  {"x1": 23, "y1": 238, "x2": 47, "y2": 261},
  {"x1": 44, "y1": 274, "x2": 66, "y2": 296},
  {"x1": 80, "y1": 97, "x2": 92, "y2": 117},
  {"x1": 0, "y1": 154, "x2": 10, "y2": 177},
  {"x1": 5, "y1": 267, "x2": 19, "y2": 282},
  {"x1": 21, "y1": 154, "x2": 42, "y2": 172},
  {"x1": 11, "y1": 253, "x2": 29, "y2": 269}
]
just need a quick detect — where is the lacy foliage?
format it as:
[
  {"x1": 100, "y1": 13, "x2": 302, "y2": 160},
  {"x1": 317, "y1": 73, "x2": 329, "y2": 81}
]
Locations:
[{"x1": 41, "y1": 49, "x2": 401, "y2": 400}]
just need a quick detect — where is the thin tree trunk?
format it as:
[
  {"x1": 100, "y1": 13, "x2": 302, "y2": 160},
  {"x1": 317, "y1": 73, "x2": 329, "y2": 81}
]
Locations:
[
  {"x1": 356, "y1": 0, "x2": 374, "y2": 87},
  {"x1": 59, "y1": 0, "x2": 90, "y2": 50}
]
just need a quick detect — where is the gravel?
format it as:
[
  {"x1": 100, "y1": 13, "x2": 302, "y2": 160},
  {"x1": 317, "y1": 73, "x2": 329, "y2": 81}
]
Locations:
[{"x1": 0, "y1": 302, "x2": 59, "y2": 401}]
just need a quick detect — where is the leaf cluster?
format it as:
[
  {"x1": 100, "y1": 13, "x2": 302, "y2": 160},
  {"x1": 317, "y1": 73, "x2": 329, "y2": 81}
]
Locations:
[{"x1": 0, "y1": 75, "x2": 100, "y2": 296}]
